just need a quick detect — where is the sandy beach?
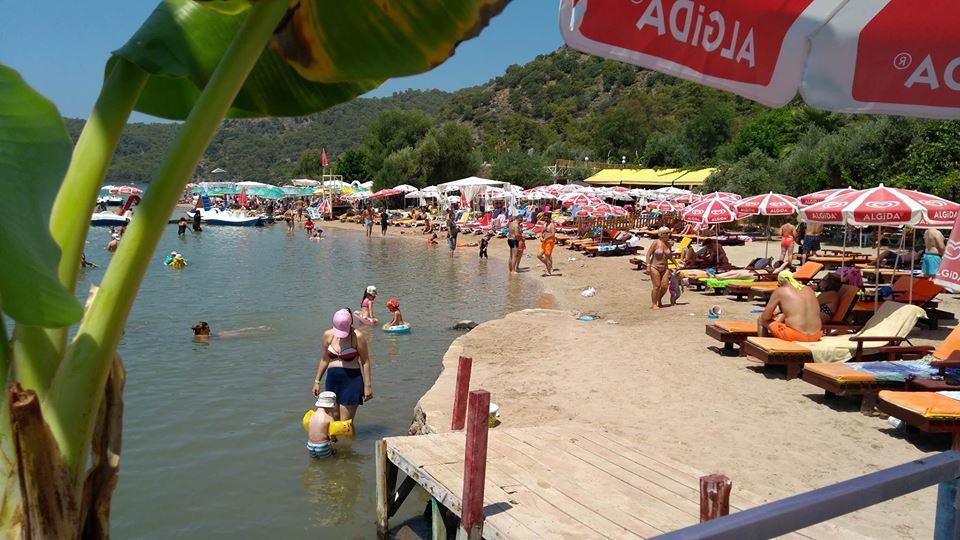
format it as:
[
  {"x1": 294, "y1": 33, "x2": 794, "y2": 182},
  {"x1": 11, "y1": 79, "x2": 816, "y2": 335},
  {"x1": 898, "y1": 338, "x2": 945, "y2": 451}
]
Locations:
[{"x1": 326, "y1": 219, "x2": 955, "y2": 539}]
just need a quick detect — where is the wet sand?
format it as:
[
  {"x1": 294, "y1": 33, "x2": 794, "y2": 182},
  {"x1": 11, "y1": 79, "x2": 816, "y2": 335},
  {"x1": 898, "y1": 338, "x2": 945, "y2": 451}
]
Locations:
[{"x1": 326, "y1": 219, "x2": 956, "y2": 539}]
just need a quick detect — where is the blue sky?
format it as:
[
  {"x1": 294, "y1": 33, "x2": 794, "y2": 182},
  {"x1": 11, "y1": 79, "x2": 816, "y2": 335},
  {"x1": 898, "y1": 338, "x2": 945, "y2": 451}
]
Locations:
[{"x1": 0, "y1": 1, "x2": 564, "y2": 122}]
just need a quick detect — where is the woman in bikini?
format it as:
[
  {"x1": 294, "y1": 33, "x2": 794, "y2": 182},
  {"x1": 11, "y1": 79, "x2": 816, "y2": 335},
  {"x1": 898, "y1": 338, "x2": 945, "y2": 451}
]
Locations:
[
  {"x1": 312, "y1": 309, "x2": 373, "y2": 423},
  {"x1": 815, "y1": 272, "x2": 843, "y2": 323},
  {"x1": 780, "y1": 222, "x2": 797, "y2": 263},
  {"x1": 645, "y1": 227, "x2": 681, "y2": 309}
]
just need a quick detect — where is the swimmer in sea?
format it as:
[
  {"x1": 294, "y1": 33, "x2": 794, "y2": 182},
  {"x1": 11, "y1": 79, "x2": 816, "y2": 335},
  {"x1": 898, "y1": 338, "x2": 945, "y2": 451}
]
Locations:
[
  {"x1": 107, "y1": 233, "x2": 120, "y2": 253},
  {"x1": 383, "y1": 298, "x2": 405, "y2": 329},
  {"x1": 191, "y1": 321, "x2": 270, "y2": 340}
]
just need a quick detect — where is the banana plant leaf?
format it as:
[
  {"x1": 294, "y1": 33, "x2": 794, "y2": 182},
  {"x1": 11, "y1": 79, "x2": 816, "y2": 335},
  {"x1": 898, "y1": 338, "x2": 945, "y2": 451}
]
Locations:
[
  {"x1": 112, "y1": 0, "x2": 382, "y2": 120},
  {"x1": 0, "y1": 65, "x2": 84, "y2": 326}
]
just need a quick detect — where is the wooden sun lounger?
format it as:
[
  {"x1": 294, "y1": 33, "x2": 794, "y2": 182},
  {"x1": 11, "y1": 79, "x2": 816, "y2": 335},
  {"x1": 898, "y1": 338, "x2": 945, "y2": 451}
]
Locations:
[
  {"x1": 851, "y1": 277, "x2": 950, "y2": 329},
  {"x1": 721, "y1": 262, "x2": 824, "y2": 300},
  {"x1": 802, "y1": 363, "x2": 907, "y2": 414},
  {"x1": 706, "y1": 284, "x2": 859, "y2": 354},
  {"x1": 584, "y1": 243, "x2": 641, "y2": 257},
  {"x1": 877, "y1": 391, "x2": 960, "y2": 449},
  {"x1": 806, "y1": 254, "x2": 875, "y2": 269},
  {"x1": 740, "y1": 334, "x2": 906, "y2": 380}
]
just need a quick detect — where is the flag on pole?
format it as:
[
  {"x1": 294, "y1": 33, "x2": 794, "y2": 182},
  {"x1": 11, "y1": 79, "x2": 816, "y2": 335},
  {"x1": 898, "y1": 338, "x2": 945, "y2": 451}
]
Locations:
[{"x1": 321, "y1": 148, "x2": 328, "y2": 168}]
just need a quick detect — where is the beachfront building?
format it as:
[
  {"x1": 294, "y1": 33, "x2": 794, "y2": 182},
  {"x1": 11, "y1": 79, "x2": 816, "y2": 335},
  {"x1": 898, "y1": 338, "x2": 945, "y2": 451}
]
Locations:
[{"x1": 584, "y1": 167, "x2": 715, "y2": 189}]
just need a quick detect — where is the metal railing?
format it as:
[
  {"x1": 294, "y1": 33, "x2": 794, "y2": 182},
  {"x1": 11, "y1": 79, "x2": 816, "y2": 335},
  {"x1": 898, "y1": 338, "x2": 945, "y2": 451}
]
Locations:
[{"x1": 655, "y1": 451, "x2": 960, "y2": 539}]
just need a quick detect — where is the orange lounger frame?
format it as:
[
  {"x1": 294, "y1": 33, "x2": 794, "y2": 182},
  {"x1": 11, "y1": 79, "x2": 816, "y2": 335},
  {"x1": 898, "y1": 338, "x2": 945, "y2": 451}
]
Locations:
[
  {"x1": 740, "y1": 332, "x2": 907, "y2": 380},
  {"x1": 706, "y1": 284, "x2": 858, "y2": 354},
  {"x1": 877, "y1": 391, "x2": 960, "y2": 449},
  {"x1": 801, "y1": 363, "x2": 903, "y2": 414},
  {"x1": 853, "y1": 277, "x2": 947, "y2": 328},
  {"x1": 724, "y1": 262, "x2": 824, "y2": 300}
]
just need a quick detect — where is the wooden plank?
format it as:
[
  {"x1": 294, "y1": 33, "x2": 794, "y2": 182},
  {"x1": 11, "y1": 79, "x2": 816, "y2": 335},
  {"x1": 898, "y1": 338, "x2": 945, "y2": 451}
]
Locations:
[
  {"x1": 461, "y1": 390, "x2": 491, "y2": 539},
  {"x1": 431, "y1": 497, "x2": 447, "y2": 540},
  {"x1": 498, "y1": 431, "x2": 685, "y2": 535},
  {"x1": 450, "y1": 356, "x2": 473, "y2": 431},
  {"x1": 376, "y1": 439, "x2": 390, "y2": 539}
]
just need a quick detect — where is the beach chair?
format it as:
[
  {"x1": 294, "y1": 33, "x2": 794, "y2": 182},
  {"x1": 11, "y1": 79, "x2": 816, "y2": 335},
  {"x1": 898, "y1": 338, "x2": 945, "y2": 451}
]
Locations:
[
  {"x1": 851, "y1": 276, "x2": 950, "y2": 328},
  {"x1": 877, "y1": 391, "x2": 960, "y2": 449},
  {"x1": 739, "y1": 302, "x2": 926, "y2": 380},
  {"x1": 722, "y1": 262, "x2": 823, "y2": 301},
  {"x1": 705, "y1": 284, "x2": 859, "y2": 355},
  {"x1": 802, "y1": 327, "x2": 960, "y2": 414}
]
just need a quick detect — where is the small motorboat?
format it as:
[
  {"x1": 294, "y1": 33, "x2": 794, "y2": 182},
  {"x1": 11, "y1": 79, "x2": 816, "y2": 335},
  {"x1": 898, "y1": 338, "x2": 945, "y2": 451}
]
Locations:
[
  {"x1": 189, "y1": 208, "x2": 264, "y2": 227},
  {"x1": 97, "y1": 195, "x2": 124, "y2": 206},
  {"x1": 90, "y1": 212, "x2": 131, "y2": 226}
]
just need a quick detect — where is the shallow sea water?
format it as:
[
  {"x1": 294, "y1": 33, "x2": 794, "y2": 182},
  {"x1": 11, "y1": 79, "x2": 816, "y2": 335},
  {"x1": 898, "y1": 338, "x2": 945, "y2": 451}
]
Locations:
[{"x1": 76, "y1": 224, "x2": 538, "y2": 538}]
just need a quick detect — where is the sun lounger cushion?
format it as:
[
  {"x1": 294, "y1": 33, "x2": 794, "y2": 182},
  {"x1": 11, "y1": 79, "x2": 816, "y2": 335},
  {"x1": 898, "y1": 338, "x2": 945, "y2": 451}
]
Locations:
[
  {"x1": 844, "y1": 360, "x2": 948, "y2": 382},
  {"x1": 715, "y1": 321, "x2": 758, "y2": 333},
  {"x1": 879, "y1": 391, "x2": 960, "y2": 418},
  {"x1": 933, "y1": 325, "x2": 960, "y2": 360},
  {"x1": 749, "y1": 337, "x2": 811, "y2": 354},
  {"x1": 705, "y1": 278, "x2": 755, "y2": 289},
  {"x1": 804, "y1": 302, "x2": 926, "y2": 363},
  {"x1": 804, "y1": 363, "x2": 877, "y2": 383}
]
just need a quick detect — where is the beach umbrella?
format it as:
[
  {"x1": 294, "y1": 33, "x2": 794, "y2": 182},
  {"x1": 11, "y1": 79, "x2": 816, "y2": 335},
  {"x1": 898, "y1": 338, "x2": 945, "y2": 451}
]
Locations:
[
  {"x1": 583, "y1": 203, "x2": 628, "y2": 217},
  {"x1": 682, "y1": 198, "x2": 739, "y2": 225},
  {"x1": 559, "y1": 184, "x2": 590, "y2": 194},
  {"x1": 114, "y1": 185, "x2": 143, "y2": 195},
  {"x1": 290, "y1": 179, "x2": 321, "y2": 187},
  {"x1": 798, "y1": 187, "x2": 857, "y2": 206},
  {"x1": 184, "y1": 183, "x2": 197, "y2": 190},
  {"x1": 647, "y1": 200, "x2": 683, "y2": 213},
  {"x1": 800, "y1": 184, "x2": 959, "y2": 227},
  {"x1": 404, "y1": 190, "x2": 421, "y2": 199},
  {"x1": 736, "y1": 192, "x2": 800, "y2": 258},
  {"x1": 560, "y1": 0, "x2": 960, "y2": 119},
  {"x1": 607, "y1": 186, "x2": 630, "y2": 193},
  {"x1": 600, "y1": 188, "x2": 633, "y2": 202},
  {"x1": 934, "y1": 215, "x2": 960, "y2": 292},
  {"x1": 559, "y1": 193, "x2": 602, "y2": 207},
  {"x1": 702, "y1": 192, "x2": 741, "y2": 202},
  {"x1": 371, "y1": 188, "x2": 402, "y2": 199},
  {"x1": 673, "y1": 193, "x2": 702, "y2": 204},
  {"x1": 392, "y1": 184, "x2": 419, "y2": 193}
]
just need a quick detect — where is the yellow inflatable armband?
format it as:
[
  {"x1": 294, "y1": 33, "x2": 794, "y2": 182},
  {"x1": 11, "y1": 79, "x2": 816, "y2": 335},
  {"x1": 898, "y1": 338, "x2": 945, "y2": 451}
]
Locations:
[
  {"x1": 302, "y1": 409, "x2": 314, "y2": 432},
  {"x1": 329, "y1": 419, "x2": 354, "y2": 437}
]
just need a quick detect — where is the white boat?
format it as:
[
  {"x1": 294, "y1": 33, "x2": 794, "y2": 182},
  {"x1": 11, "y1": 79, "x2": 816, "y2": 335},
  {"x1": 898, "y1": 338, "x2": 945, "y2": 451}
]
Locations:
[
  {"x1": 97, "y1": 195, "x2": 123, "y2": 206},
  {"x1": 189, "y1": 208, "x2": 263, "y2": 227},
  {"x1": 90, "y1": 212, "x2": 131, "y2": 226}
]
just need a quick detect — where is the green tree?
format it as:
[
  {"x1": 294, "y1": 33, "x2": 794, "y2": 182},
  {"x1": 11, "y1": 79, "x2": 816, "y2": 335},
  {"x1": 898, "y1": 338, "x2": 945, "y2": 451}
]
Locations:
[
  {"x1": 362, "y1": 109, "x2": 432, "y2": 177},
  {"x1": 683, "y1": 100, "x2": 733, "y2": 162},
  {"x1": 334, "y1": 148, "x2": 368, "y2": 181},
  {"x1": 643, "y1": 131, "x2": 693, "y2": 167},
  {"x1": 491, "y1": 150, "x2": 550, "y2": 188},
  {"x1": 376, "y1": 146, "x2": 421, "y2": 190},
  {"x1": 294, "y1": 148, "x2": 324, "y2": 178},
  {"x1": 417, "y1": 122, "x2": 481, "y2": 185},
  {"x1": 720, "y1": 108, "x2": 795, "y2": 160},
  {"x1": 706, "y1": 150, "x2": 781, "y2": 196}
]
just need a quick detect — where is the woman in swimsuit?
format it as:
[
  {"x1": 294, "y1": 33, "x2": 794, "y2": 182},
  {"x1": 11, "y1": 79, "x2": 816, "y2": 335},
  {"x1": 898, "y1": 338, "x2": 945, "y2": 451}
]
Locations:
[
  {"x1": 816, "y1": 272, "x2": 843, "y2": 323},
  {"x1": 645, "y1": 227, "x2": 681, "y2": 309},
  {"x1": 780, "y1": 222, "x2": 797, "y2": 263},
  {"x1": 312, "y1": 309, "x2": 373, "y2": 422}
]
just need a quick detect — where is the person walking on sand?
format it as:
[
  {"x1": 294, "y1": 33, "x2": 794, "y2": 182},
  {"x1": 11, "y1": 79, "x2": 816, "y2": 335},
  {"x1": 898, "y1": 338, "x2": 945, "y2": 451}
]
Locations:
[
  {"x1": 380, "y1": 208, "x2": 389, "y2": 237},
  {"x1": 537, "y1": 212, "x2": 558, "y2": 276},
  {"x1": 757, "y1": 271, "x2": 822, "y2": 342},
  {"x1": 923, "y1": 227, "x2": 946, "y2": 277},
  {"x1": 645, "y1": 227, "x2": 680, "y2": 309},
  {"x1": 312, "y1": 309, "x2": 373, "y2": 424},
  {"x1": 507, "y1": 216, "x2": 521, "y2": 273}
]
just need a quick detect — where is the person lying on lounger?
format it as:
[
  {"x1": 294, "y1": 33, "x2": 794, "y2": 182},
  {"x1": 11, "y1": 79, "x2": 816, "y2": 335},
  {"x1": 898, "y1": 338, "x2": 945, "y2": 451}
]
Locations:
[
  {"x1": 757, "y1": 271, "x2": 823, "y2": 342},
  {"x1": 709, "y1": 258, "x2": 787, "y2": 280}
]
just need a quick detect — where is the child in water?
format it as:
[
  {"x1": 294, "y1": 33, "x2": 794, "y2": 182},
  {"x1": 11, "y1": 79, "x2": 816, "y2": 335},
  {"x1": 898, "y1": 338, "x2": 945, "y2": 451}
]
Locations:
[
  {"x1": 426, "y1": 232, "x2": 439, "y2": 246},
  {"x1": 479, "y1": 234, "x2": 490, "y2": 259},
  {"x1": 385, "y1": 298, "x2": 404, "y2": 328},
  {"x1": 307, "y1": 391, "x2": 338, "y2": 458},
  {"x1": 304, "y1": 216, "x2": 315, "y2": 237}
]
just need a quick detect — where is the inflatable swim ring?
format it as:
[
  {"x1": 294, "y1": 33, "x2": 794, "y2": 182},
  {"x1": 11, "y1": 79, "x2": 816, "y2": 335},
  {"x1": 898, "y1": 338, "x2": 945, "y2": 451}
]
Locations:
[
  {"x1": 170, "y1": 258, "x2": 187, "y2": 270},
  {"x1": 383, "y1": 323, "x2": 411, "y2": 334},
  {"x1": 301, "y1": 410, "x2": 355, "y2": 436},
  {"x1": 353, "y1": 310, "x2": 378, "y2": 326}
]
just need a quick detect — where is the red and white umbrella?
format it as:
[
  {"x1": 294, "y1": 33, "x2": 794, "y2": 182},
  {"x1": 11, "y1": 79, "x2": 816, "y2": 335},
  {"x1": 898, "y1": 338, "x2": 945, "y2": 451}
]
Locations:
[
  {"x1": 113, "y1": 185, "x2": 143, "y2": 195},
  {"x1": 798, "y1": 187, "x2": 857, "y2": 206},
  {"x1": 607, "y1": 186, "x2": 630, "y2": 193},
  {"x1": 584, "y1": 203, "x2": 628, "y2": 217},
  {"x1": 934, "y1": 216, "x2": 960, "y2": 291},
  {"x1": 560, "y1": 193, "x2": 602, "y2": 207},
  {"x1": 702, "y1": 192, "x2": 741, "y2": 202},
  {"x1": 799, "y1": 184, "x2": 960, "y2": 226},
  {"x1": 560, "y1": 0, "x2": 960, "y2": 119},
  {"x1": 370, "y1": 188, "x2": 402, "y2": 199},
  {"x1": 673, "y1": 193, "x2": 702, "y2": 204},
  {"x1": 647, "y1": 200, "x2": 683, "y2": 213},
  {"x1": 735, "y1": 193, "x2": 799, "y2": 216},
  {"x1": 682, "y1": 198, "x2": 739, "y2": 225}
]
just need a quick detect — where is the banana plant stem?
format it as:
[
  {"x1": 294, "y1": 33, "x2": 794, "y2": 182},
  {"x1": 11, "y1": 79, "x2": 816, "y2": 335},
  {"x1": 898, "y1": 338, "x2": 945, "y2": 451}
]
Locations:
[
  {"x1": 11, "y1": 60, "x2": 147, "y2": 397},
  {"x1": 0, "y1": 311, "x2": 9, "y2": 388},
  {"x1": 46, "y1": 0, "x2": 290, "y2": 481}
]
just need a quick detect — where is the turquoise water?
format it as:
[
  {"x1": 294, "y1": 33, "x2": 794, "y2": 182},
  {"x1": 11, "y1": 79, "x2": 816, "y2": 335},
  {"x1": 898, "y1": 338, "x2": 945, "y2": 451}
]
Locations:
[{"x1": 76, "y1": 224, "x2": 538, "y2": 538}]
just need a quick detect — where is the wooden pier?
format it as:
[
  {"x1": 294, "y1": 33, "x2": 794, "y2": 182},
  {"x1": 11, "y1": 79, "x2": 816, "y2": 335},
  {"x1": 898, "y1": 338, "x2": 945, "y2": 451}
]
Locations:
[{"x1": 378, "y1": 425, "x2": 843, "y2": 539}]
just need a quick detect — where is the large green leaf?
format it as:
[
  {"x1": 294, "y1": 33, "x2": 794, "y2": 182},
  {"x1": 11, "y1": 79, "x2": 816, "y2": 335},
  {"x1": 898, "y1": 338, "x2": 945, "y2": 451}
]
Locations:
[
  {"x1": 269, "y1": 0, "x2": 512, "y2": 83},
  {"x1": 0, "y1": 66, "x2": 84, "y2": 327},
  {"x1": 113, "y1": 0, "x2": 382, "y2": 120}
]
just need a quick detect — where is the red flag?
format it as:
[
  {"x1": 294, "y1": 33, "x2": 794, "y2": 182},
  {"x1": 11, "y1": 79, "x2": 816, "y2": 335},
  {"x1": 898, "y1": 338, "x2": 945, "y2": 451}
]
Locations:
[{"x1": 321, "y1": 148, "x2": 328, "y2": 168}]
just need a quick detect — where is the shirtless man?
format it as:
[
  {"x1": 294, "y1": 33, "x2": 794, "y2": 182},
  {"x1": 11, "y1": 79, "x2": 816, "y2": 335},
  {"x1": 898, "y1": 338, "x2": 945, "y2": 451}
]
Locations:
[
  {"x1": 800, "y1": 222, "x2": 824, "y2": 264},
  {"x1": 537, "y1": 213, "x2": 558, "y2": 276},
  {"x1": 507, "y1": 216, "x2": 521, "y2": 273},
  {"x1": 757, "y1": 271, "x2": 823, "y2": 342},
  {"x1": 923, "y1": 228, "x2": 946, "y2": 277}
]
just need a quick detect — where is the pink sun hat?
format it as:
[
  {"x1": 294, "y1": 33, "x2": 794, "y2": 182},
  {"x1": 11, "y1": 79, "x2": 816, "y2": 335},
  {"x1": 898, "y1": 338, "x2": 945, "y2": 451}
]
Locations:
[{"x1": 332, "y1": 308, "x2": 353, "y2": 338}]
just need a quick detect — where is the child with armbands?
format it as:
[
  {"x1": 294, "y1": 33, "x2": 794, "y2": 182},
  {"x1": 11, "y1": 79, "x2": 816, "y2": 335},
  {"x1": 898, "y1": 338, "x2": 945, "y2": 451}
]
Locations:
[{"x1": 306, "y1": 391, "x2": 338, "y2": 458}]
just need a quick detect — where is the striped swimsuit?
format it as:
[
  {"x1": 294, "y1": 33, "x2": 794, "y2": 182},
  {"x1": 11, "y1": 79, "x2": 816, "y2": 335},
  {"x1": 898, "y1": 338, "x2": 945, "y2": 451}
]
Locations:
[{"x1": 306, "y1": 438, "x2": 333, "y2": 458}]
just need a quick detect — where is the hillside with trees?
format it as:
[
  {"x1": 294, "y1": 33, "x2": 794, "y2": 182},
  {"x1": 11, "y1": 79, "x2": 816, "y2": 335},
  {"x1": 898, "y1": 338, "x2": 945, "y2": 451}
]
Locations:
[{"x1": 75, "y1": 46, "x2": 960, "y2": 199}]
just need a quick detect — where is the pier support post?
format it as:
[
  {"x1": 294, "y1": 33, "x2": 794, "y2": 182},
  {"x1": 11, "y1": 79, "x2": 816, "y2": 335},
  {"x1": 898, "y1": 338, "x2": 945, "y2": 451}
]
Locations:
[
  {"x1": 376, "y1": 439, "x2": 391, "y2": 538},
  {"x1": 700, "y1": 474, "x2": 732, "y2": 523},
  {"x1": 458, "y1": 390, "x2": 490, "y2": 540},
  {"x1": 450, "y1": 356, "x2": 473, "y2": 431}
]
